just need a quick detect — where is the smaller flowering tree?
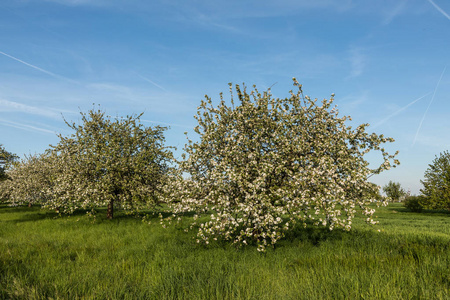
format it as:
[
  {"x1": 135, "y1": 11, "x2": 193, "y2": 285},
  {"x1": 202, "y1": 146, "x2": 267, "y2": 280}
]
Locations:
[
  {"x1": 0, "y1": 153, "x2": 54, "y2": 207},
  {"x1": 167, "y1": 79, "x2": 399, "y2": 251},
  {"x1": 48, "y1": 108, "x2": 175, "y2": 218}
]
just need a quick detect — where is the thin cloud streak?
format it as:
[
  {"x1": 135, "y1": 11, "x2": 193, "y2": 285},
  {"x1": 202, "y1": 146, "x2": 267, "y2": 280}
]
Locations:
[
  {"x1": 412, "y1": 66, "x2": 447, "y2": 146},
  {"x1": 141, "y1": 119, "x2": 191, "y2": 129},
  {"x1": 0, "y1": 51, "x2": 79, "y2": 84},
  {"x1": 346, "y1": 48, "x2": 365, "y2": 79},
  {"x1": 0, "y1": 98, "x2": 60, "y2": 119},
  {"x1": 427, "y1": 0, "x2": 450, "y2": 20},
  {"x1": 372, "y1": 92, "x2": 432, "y2": 129},
  {"x1": 0, "y1": 119, "x2": 56, "y2": 135},
  {"x1": 382, "y1": 0, "x2": 407, "y2": 25},
  {"x1": 137, "y1": 74, "x2": 168, "y2": 92}
]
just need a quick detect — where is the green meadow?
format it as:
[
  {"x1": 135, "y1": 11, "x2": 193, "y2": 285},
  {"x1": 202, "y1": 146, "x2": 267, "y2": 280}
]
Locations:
[{"x1": 0, "y1": 203, "x2": 448, "y2": 299}]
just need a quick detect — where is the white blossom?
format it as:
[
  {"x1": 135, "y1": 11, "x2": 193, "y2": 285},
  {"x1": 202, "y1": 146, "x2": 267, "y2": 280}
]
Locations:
[{"x1": 162, "y1": 80, "x2": 398, "y2": 251}]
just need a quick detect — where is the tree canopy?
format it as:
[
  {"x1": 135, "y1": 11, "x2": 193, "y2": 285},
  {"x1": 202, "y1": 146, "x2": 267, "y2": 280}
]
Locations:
[
  {"x1": 382, "y1": 181, "x2": 405, "y2": 202},
  {"x1": 49, "y1": 108, "x2": 175, "y2": 218},
  {"x1": 420, "y1": 151, "x2": 450, "y2": 210},
  {"x1": 1, "y1": 109, "x2": 175, "y2": 218},
  {"x1": 0, "y1": 153, "x2": 53, "y2": 206},
  {"x1": 167, "y1": 79, "x2": 399, "y2": 251}
]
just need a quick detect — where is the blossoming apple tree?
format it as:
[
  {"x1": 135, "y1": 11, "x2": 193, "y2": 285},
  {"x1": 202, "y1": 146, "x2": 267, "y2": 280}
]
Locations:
[
  {"x1": 168, "y1": 79, "x2": 399, "y2": 251},
  {"x1": 48, "y1": 108, "x2": 174, "y2": 218},
  {"x1": 0, "y1": 153, "x2": 54, "y2": 207}
]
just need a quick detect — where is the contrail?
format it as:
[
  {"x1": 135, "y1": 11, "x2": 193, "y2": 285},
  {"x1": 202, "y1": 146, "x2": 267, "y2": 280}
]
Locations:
[
  {"x1": 372, "y1": 92, "x2": 432, "y2": 129},
  {"x1": 427, "y1": 0, "x2": 450, "y2": 20},
  {"x1": 0, "y1": 50, "x2": 78, "y2": 83},
  {"x1": 137, "y1": 74, "x2": 168, "y2": 92},
  {"x1": 412, "y1": 66, "x2": 447, "y2": 146},
  {"x1": 0, "y1": 119, "x2": 55, "y2": 135},
  {"x1": 140, "y1": 119, "x2": 191, "y2": 129}
]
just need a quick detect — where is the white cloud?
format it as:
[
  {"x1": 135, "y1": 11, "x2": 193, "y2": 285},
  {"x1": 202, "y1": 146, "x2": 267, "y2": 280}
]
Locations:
[
  {"x1": 338, "y1": 91, "x2": 369, "y2": 112},
  {"x1": 381, "y1": 0, "x2": 408, "y2": 25},
  {"x1": 0, "y1": 98, "x2": 61, "y2": 119},
  {"x1": 346, "y1": 48, "x2": 366, "y2": 79},
  {"x1": 87, "y1": 82, "x2": 133, "y2": 94},
  {"x1": 412, "y1": 132, "x2": 450, "y2": 149}
]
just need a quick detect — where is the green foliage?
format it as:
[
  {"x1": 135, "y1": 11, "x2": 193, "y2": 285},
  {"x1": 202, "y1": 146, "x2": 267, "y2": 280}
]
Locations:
[
  {"x1": 403, "y1": 195, "x2": 426, "y2": 212},
  {"x1": 382, "y1": 180, "x2": 405, "y2": 202},
  {"x1": 168, "y1": 79, "x2": 399, "y2": 251},
  {"x1": 420, "y1": 151, "x2": 450, "y2": 210},
  {"x1": 0, "y1": 144, "x2": 18, "y2": 181},
  {"x1": 365, "y1": 182, "x2": 384, "y2": 201}
]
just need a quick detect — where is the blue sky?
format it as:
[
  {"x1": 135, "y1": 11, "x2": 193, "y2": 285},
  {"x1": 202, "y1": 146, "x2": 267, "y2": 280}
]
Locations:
[{"x1": 1, "y1": 0, "x2": 449, "y2": 194}]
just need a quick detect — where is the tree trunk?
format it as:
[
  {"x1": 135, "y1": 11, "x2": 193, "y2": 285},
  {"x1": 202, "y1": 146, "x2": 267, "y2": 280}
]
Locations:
[
  {"x1": 107, "y1": 199, "x2": 114, "y2": 219},
  {"x1": 28, "y1": 202, "x2": 32, "y2": 208}
]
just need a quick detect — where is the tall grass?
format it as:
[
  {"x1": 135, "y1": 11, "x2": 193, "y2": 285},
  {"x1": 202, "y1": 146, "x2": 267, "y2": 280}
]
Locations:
[{"x1": 0, "y1": 203, "x2": 448, "y2": 299}]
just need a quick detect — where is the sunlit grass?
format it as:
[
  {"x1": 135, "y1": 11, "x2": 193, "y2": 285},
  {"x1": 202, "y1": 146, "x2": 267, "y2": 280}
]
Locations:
[{"x1": 0, "y1": 203, "x2": 448, "y2": 299}]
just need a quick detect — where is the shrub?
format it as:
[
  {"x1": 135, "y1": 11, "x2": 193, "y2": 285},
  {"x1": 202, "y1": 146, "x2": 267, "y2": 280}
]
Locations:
[{"x1": 403, "y1": 195, "x2": 427, "y2": 212}]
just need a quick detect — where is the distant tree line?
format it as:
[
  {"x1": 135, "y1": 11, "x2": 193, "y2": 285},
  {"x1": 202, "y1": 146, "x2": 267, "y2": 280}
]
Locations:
[{"x1": 382, "y1": 152, "x2": 450, "y2": 212}]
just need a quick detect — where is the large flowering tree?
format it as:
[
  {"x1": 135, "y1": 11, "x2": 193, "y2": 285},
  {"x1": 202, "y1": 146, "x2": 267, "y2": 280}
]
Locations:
[
  {"x1": 168, "y1": 79, "x2": 399, "y2": 251},
  {"x1": 48, "y1": 108, "x2": 175, "y2": 218}
]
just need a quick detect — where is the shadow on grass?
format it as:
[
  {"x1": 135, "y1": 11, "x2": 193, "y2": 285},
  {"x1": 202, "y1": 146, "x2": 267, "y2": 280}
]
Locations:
[
  {"x1": 0, "y1": 205, "x2": 90, "y2": 224},
  {"x1": 387, "y1": 205, "x2": 449, "y2": 215},
  {"x1": 281, "y1": 223, "x2": 349, "y2": 246},
  {"x1": 0, "y1": 204, "x2": 189, "y2": 224},
  {"x1": 199, "y1": 222, "x2": 361, "y2": 251},
  {"x1": 0, "y1": 204, "x2": 41, "y2": 213}
]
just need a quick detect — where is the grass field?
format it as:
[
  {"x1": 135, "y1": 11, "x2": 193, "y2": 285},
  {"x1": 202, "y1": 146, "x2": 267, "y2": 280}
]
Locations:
[{"x1": 0, "y1": 203, "x2": 448, "y2": 299}]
